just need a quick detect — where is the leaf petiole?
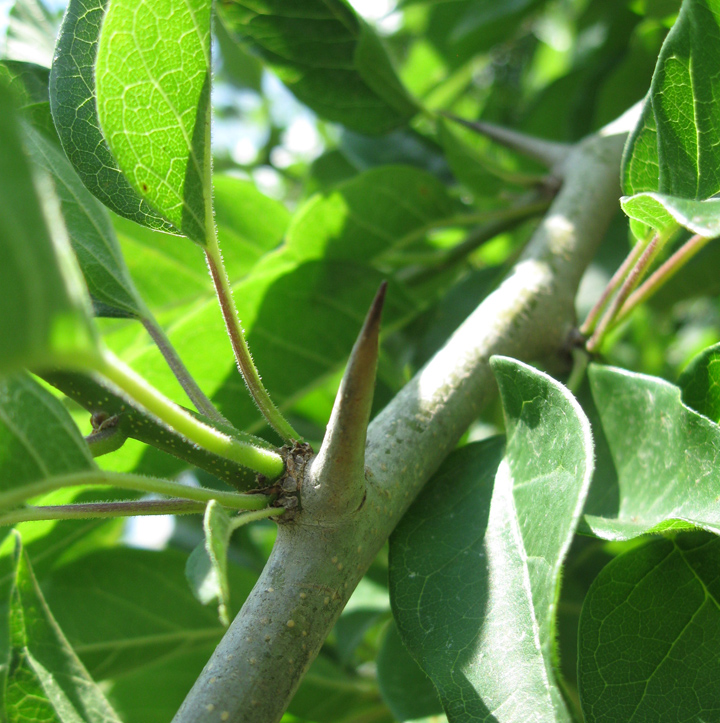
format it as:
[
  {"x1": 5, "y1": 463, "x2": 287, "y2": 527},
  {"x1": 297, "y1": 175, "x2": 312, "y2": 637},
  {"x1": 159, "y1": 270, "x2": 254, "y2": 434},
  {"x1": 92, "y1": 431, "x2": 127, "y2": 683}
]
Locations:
[
  {"x1": 0, "y1": 470, "x2": 271, "y2": 513},
  {"x1": 96, "y1": 350, "x2": 285, "y2": 478},
  {"x1": 204, "y1": 232, "x2": 299, "y2": 443}
]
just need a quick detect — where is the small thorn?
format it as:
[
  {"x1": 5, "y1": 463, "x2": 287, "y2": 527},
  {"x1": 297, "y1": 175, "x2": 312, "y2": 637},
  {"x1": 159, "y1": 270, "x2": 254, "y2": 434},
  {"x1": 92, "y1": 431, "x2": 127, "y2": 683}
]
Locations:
[
  {"x1": 441, "y1": 112, "x2": 571, "y2": 171},
  {"x1": 307, "y1": 283, "x2": 386, "y2": 518}
]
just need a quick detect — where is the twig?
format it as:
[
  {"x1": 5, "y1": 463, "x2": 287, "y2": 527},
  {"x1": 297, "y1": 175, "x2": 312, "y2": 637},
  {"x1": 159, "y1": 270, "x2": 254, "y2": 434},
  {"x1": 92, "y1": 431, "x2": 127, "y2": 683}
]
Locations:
[
  {"x1": 613, "y1": 233, "x2": 715, "y2": 326},
  {"x1": 0, "y1": 498, "x2": 207, "y2": 526},
  {"x1": 0, "y1": 470, "x2": 270, "y2": 512}
]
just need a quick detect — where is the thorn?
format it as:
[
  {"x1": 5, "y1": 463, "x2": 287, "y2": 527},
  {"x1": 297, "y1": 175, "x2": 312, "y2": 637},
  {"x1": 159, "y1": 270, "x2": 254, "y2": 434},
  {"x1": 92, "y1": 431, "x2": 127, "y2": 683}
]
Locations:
[
  {"x1": 441, "y1": 112, "x2": 571, "y2": 171},
  {"x1": 307, "y1": 283, "x2": 386, "y2": 518}
]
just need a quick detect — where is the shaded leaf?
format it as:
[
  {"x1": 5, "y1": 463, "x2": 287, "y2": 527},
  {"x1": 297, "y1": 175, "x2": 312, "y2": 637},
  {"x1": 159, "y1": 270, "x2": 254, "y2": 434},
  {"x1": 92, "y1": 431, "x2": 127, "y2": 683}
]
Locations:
[
  {"x1": 623, "y1": 0, "x2": 720, "y2": 201},
  {"x1": 389, "y1": 357, "x2": 594, "y2": 722},
  {"x1": 578, "y1": 532, "x2": 720, "y2": 722},
  {"x1": 621, "y1": 191, "x2": 720, "y2": 237},
  {"x1": 49, "y1": 0, "x2": 174, "y2": 232},
  {"x1": 376, "y1": 622, "x2": 443, "y2": 722},
  {"x1": 0, "y1": 373, "x2": 95, "y2": 497},
  {"x1": 287, "y1": 654, "x2": 392, "y2": 723},
  {"x1": 678, "y1": 341, "x2": 720, "y2": 422},
  {"x1": 583, "y1": 364, "x2": 720, "y2": 540},
  {"x1": 106, "y1": 642, "x2": 217, "y2": 723},
  {"x1": 5, "y1": 534, "x2": 123, "y2": 723},
  {"x1": 215, "y1": 13, "x2": 262, "y2": 92},
  {"x1": 0, "y1": 82, "x2": 98, "y2": 377},
  {"x1": 217, "y1": 0, "x2": 419, "y2": 135},
  {"x1": 0, "y1": 59, "x2": 49, "y2": 106},
  {"x1": 40, "y1": 546, "x2": 256, "y2": 680},
  {"x1": 95, "y1": 0, "x2": 212, "y2": 242},
  {"x1": 23, "y1": 124, "x2": 146, "y2": 318},
  {"x1": 0, "y1": 58, "x2": 57, "y2": 139}
]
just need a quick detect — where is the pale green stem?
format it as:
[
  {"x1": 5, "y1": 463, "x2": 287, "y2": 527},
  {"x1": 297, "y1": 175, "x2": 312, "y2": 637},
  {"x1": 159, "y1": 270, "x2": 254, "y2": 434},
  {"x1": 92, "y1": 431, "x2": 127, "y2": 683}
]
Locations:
[
  {"x1": 97, "y1": 350, "x2": 285, "y2": 479},
  {"x1": 613, "y1": 233, "x2": 715, "y2": 326},
  {"x1": 229, "y1": 506, "x2": 285, "y2": 531},
  {"x1": 141, "y1": 314, "x2": 229, "y2": 426},
  {"x1": 0, "y1": 498, "x2": 208, "y2": 527},
  {"x1": 0, "y1": 471, "x2": 270, "y2": 512},
  {"x1": 204, "y1": 235, "x2": 299, "y2": 443},
  {"x1": 579, "y1": 231, "x2": 652, "y2": 336}
]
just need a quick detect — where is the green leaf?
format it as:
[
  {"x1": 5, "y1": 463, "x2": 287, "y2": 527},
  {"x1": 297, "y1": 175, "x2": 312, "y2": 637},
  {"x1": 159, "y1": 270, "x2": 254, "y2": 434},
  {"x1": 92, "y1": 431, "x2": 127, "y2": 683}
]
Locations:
[
  {"x1": 620, "y1": 191, "x2": 720, "y2": 238},
  {"x1": 215, "y1": 13, "x2": 263, "y2": 92},
  {"x1": 5, "y1": 534, "x2": 123, "y2": 723},
  {"x1": 287, "y1": 654, "x2": 392, "y2": 723},
  {"x1": 0, "y1": 58, "x2": 57, "y2": 140},
  {"x1": 0, "y1": 83, "x2": 99, "y2": 376},
  {"x1": 49, "y1": 0, "x2": 175, "y2": 233},
  {"x1": 623, "y1": 0, "x2": 720, "y2": 201},
  {"x1": 376, "y1": 622, "x2": 443, "y2": 722},
  {"x1": 185, "y1": 501, "x2": 233, "y2": 626},
  {"x1": 583, "y1": 364, "x2": 720, "y2": 540},
  {"x1": 0, "y1": 373, "x2": 95, "y2": 497},
  {"x1": 104, "y1": 642, "x2": 217, "y2": 723},
  {"x1": 678, "y1": 342, "x2": 720, "y2": 422},
  {"x1": 389, "y1": 357, "x2": 594, "y2": 722},
  {"x1": 110, "y1": 167, "x2": 446, "y2": 431},
  {"x1": 578, "y1": 532, "x2": 720, "y2": 722},
  {"x1": 284, "y1": 165, "x2": 458, "y2": 263},
  {"x1": 39, "y1": 546, "x2": 256, "y2": 680},
  {"x1": 23, "y1": 124, "x2": 146, "y2": 318},
  {"x1": 217, "y1": 0, "x2": 419, "y2": 135},
  {"x1": 0, "y1": 59, "x2": 49, "y2": 106},
  {"x1": 95, "y1": 0, "x2": 212, "y2": 243}
]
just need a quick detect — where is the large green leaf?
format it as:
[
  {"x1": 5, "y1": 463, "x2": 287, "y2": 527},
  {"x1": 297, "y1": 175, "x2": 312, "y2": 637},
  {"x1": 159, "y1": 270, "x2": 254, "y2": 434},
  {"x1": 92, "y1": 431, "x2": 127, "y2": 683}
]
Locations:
[
  {"x1": 0, "y1": 373, "x2": 95, "y2": 496},
  {"x1": 217, "y1": 0, "x2": 419, "y2": 135},
  {"x1": 39, "y1": 546, "x2": 256, "y2": 680},
  {"x1": 49, "y1": 0, "x2": 175, "y2": 233},
  {"x1": 623, "y1": 0, "x2": 720, "y2": 201},
  {"x1": 23, "y1": 124, "x2": 146, "y2": 318},
  {"x1": 95, "y1": 0, "x2": 212, "y2": 243},
  {"x1": 389, "y1": 357, "x2": 594, "y2": 722},
  {"x1": 5, "y1": 535, "x2": 123, "y2": 723},
  {"x1": 678, "y1": 341, "x2": 720, "y2": 422},
  {"x1": 578, "y1": 532, "x2": 720, "y2": 722},
  {"x1": 583, "y1": 364, "x2": 720, "y2": 540},
  {"x1": 0, "y1": 82, "x2": 98, "y2": 376}
]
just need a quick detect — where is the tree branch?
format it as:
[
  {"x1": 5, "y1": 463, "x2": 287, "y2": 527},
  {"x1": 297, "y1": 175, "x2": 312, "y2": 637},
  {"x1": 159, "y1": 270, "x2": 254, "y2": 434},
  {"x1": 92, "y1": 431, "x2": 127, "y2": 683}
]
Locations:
[{"x1": 173, "y1": 118, "x2": 630, "y2": 723}]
